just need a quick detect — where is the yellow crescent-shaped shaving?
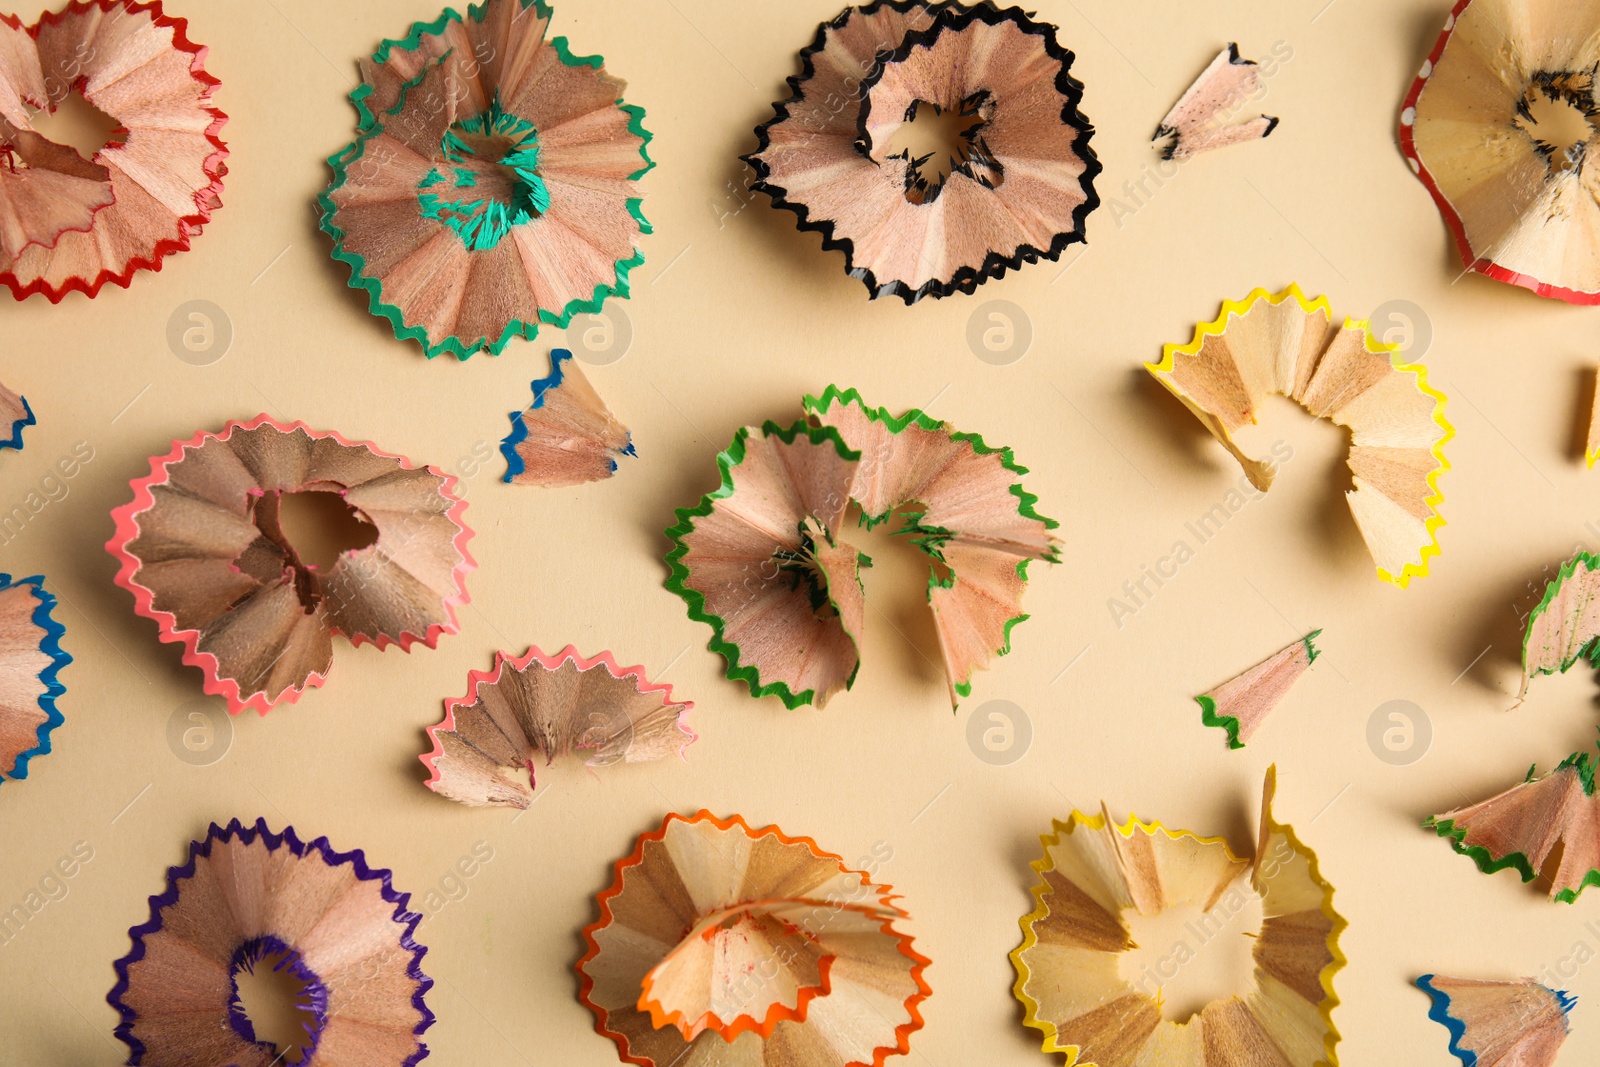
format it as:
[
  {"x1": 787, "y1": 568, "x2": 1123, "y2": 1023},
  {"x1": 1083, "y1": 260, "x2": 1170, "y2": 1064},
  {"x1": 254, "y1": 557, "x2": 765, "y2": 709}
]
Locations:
[{"x1": 1148, "y1": 285, "x2": 1451, "y2": 587}]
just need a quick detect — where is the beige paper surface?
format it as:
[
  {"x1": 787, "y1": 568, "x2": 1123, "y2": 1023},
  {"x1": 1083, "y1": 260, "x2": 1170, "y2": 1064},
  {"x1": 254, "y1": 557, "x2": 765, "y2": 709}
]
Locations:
[{"x1": 2, "y1": 1, "x2": 1597, "y2": 1063}]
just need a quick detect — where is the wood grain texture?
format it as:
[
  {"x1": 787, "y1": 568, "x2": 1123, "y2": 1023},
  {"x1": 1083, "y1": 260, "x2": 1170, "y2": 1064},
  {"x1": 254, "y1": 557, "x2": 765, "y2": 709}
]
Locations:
[
  {"x1": 109, "y1": 819, "x2": 431, "y2": 1067},
  {"x1": 578, "y1": 811, "x2": 930, "y2": 1066},
  {"x1": 323, "y1": 0, "x2": 650, "y2": 357},
  {"x1": 1012, "y1": 773, "x2": 1344, "y2": 1065},
  {"x1": 0, "y1": 0, "x2": 226, "y2": 301},
  {"x1": 1155, "y1": 45, "x2": 1278, "y2": 161},
  {"x1": 0, "y1": 578, "x2": 57, "y2": 778},
  {"x1": 502, "y1": 351, "x2": 634, "y2": 487},
  {"x1": 1404, "y1": 0, "x2": 1600, "y2": 302},
  {"x1": 1150, "y1": 286, "x2": 1451, "y2": 586},
  {"x1": 745, "y1": 1, "x2": 1097, "y2": 302},
  {"x1": 422, "y1": 644, "x2": 693, "y2": 808},
  {"x1": 107, "y1": 416, "x2": 474, "y2": 714},
  {"x1": 1416, "y1": 975, "x2": 1572, "y2": 1067}
]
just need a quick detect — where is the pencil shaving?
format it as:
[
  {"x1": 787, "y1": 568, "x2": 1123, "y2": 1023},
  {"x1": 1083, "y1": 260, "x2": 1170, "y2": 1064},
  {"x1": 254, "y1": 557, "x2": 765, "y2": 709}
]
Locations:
[
  {"x1": 108, "y1": 818, "x2": 433, "y2": 1066},
  {"x1": 1417, "y1": 974, "x2": 1573, "y2": 1067},
  {"x1": 0, "y1": 0, "x2": 226, "y2": 301},
  {"x1": 577, "y1": 810, "x2": 929, "y2": 1065},
  {"x1": 1011, "y1": 767, "x2": 1345, "y2": 1066},
  {"x1": 500, "y1": 349, "x2": 633, "y2": 487},
  {"x1": 1196, "y1": 630, "x2": 1321, "y2": 749},
  {"x1": 1429, "y1": 743, "x2": 1600, "y2": 903},
  {"x1": 321, "y1": 0, "x2": 652, "y2": 359},
  {"x1": 1522, "y1": 551, "x2": 1600, "y2": 699},
  {"x1": 0, "y1": 573, "x2": 68, "y2": 783},
  {"x1": 1149, "y1": 285, "x2": 1451, "y2": 586},
  {"x1": 665, "y1": 387, "x2": 1057, "y2": 709},
  {"x1": 1155, "y1": 44, "x2": 1279, "y2": 161},
  {"x1": 1402, "y1": 0, "x2": 1600, "y2": 302},
  {"x1": 1587, "y1": 370, "x2": 1600, "y2": 468},
  {"x1": 0, "y1": 380, "x2": 33, "y2": 451},
  {"x1": 421, "y1": 644, "x2": 694, "y2": 808},
  {"x1": 106, "y1": 416, "x2": 475, "y2": 715},
  {"x1": 745, "y1": 1, "x2": 1099, "y2": 303}
]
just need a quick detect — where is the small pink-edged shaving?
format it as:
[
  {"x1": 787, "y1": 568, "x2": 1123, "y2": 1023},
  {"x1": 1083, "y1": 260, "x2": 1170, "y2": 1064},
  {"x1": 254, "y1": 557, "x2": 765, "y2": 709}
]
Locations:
[
  {"x1": 421, "y1": 644, "x2": 694, "y2": 808},
  {"x1": 106, "y1": 415, "x2": 475, "y2": 715}
]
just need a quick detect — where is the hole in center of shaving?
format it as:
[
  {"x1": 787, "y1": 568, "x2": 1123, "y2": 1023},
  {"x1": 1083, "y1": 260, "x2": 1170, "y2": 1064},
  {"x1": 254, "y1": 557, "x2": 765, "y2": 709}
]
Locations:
[
  {"x1": 274, "y1": 489, "x2": 378, "y2": 572},
  {"x1": 1118, "y1": 889, "x2": 1263, "y2": 1023},
  {"x1": 19, "y1": 90, "x2": 123, "y2": 162},
  {"x1": 420, "y1": 102, "x2": 549, "y2": 250},
  {"x1": 1516, "y1": 78, "x2": 1597, "y2": 175},
  {"x1": 228, "y1": 937, "x2": 326, "y2": 1064},
  {"x1": 880, "y1": 98, "x2": 996, "y2": 204},
  {"x1": 841, "y1": 500, "x2": 949, "y2": 669},
  {"x1": 772, "y1": 516, "x2": 842, "y2": 615}
]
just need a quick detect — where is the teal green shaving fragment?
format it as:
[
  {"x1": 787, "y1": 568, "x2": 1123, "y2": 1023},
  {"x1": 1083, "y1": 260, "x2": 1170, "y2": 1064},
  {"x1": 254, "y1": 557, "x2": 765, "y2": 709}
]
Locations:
[
  {"x1": 419, "y1": 100, "x2": 550, "y2": 251},
  {"x1": 318, "y1": 0, "x2": 654, "y2": 359}
]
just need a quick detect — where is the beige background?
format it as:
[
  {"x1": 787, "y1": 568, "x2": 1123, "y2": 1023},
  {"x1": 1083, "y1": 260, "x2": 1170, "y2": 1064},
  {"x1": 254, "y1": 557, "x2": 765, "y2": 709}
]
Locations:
[{"x1": 4, "y1": 0, "x2": 1600, "y2": 1062}]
